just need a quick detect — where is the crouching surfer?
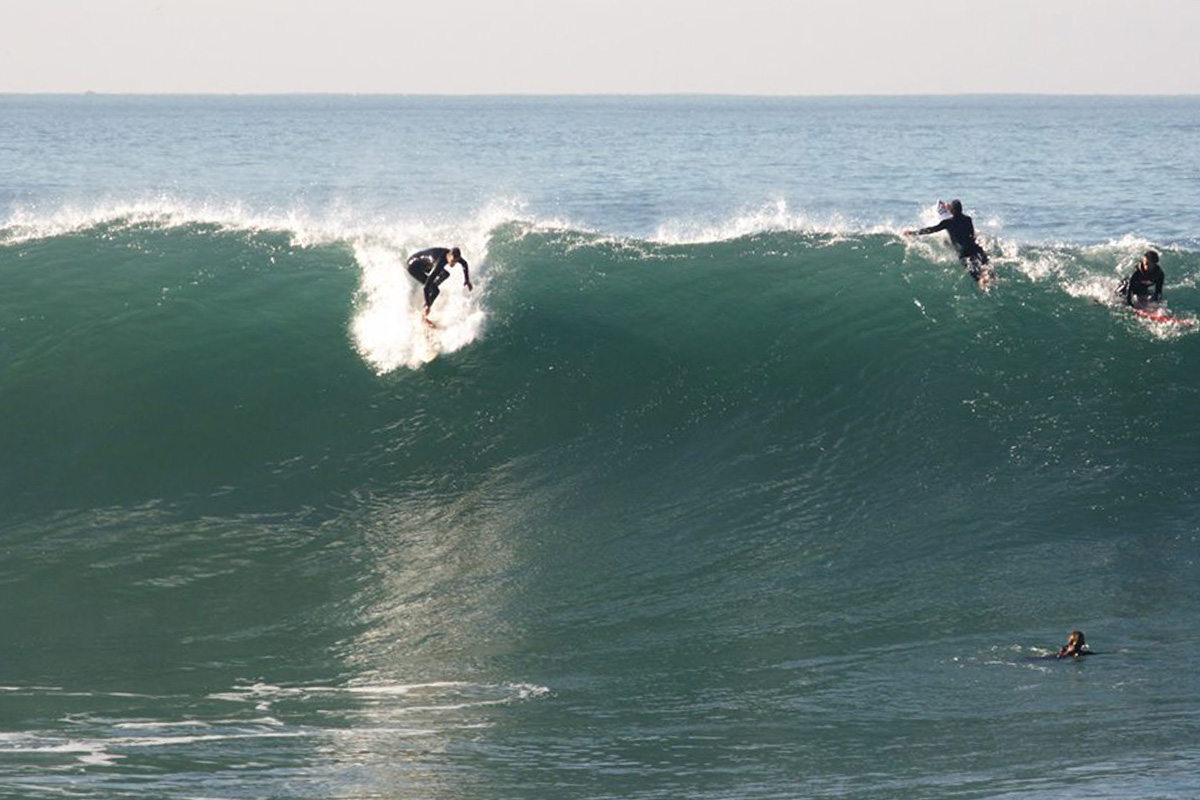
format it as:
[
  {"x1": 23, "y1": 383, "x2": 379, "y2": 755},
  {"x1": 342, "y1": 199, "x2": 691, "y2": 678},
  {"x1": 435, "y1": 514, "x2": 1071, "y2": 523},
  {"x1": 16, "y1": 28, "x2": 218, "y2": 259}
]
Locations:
[
  {"x1": 904, "y1": 199, "x2": 992, "y2": 286},
  {"x1": 406, "y1": 246, "x2": 472, "y2": 326},
  {"x1": 1118, "y1": 250, "x2": 1164, "y2": 308}
]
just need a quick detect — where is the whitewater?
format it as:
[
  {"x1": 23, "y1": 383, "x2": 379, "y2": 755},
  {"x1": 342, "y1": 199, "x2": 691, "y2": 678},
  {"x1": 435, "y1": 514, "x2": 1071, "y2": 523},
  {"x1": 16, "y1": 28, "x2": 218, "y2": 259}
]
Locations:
[{"x1": 2, "y1": 95, "x2": 1199, "y2": 800}]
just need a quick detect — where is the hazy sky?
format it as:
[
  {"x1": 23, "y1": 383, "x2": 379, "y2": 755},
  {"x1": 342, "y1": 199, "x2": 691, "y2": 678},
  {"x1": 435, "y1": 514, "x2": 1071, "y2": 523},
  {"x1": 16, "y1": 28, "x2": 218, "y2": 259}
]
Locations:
[{"x1": 4, "y1": 0, "x2": 1199, "y2": 94}]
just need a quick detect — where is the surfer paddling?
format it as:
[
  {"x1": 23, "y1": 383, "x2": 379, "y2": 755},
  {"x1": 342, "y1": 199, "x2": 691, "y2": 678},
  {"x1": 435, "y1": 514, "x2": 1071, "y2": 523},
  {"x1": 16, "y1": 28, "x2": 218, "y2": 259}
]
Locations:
[
  {"x1": 1119, "y1": 250, "x2": 1164, "y2": 308},
  {"x1": 406, "y1": 246, "x2": 472, "y2": 325},
  {"x1": 904, "y1": 199, "x2": 991, "y2": 285},
  {"x1": 1055, "y1": 629, "x2": 1093, "y2": 660}
]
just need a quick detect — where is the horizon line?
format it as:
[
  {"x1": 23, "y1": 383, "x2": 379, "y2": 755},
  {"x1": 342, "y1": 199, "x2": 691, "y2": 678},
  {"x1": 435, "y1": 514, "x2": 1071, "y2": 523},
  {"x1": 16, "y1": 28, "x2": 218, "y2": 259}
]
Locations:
[{"x1": 3, "y1": 90, "x2": 1200, "y2": 100}]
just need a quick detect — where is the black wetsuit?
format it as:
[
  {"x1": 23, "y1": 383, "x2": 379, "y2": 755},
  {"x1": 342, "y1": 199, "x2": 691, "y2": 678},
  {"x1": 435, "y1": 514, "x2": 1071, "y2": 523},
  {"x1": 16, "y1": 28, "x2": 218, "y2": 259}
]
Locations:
[
  {"x1": 1120, "y1": 263, "x2": 1164, "y2": 306},
  {"x1": 915, "y1": 213, "x2": 990, "y2": 279},
  {"x1": 406, "y1": 247, "x2": 470, "y2": 310}
]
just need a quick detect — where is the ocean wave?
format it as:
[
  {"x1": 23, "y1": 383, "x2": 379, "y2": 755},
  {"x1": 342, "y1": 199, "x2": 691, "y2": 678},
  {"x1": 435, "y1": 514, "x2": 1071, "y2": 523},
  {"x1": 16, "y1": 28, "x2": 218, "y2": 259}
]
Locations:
[{"x1": 2, "y1": 208, "x2": 1197, "y2": 514}]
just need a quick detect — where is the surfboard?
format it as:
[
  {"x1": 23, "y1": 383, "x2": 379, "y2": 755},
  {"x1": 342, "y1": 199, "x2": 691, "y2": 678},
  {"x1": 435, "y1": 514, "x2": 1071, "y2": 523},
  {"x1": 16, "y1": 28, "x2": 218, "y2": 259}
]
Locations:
[
  {"x1": 420, "y1": 327, "x2": 439, "y2": 362},
  {"x1": 974, "y1": 266, "x2": 994, "y2": 291},
  {"x1": 1023, "y1": 653, "x2": 1093, "y2": 662},
  {"x1": 1131, "y1": 306, "x2": 1194, "y2": 327},
  {"x1": 407, "y1": 310, "x2": 440, "y2": 363}
]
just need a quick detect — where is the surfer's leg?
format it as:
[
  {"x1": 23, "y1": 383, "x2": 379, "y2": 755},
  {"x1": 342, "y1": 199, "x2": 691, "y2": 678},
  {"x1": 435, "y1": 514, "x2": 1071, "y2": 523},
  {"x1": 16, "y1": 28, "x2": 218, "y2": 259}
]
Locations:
[
  {"x1": 423, "y1": 269, "x2": 449, "y2": 310},
  {"x1": 963, "y1": 247, "x2": 990, "y2": 282}
]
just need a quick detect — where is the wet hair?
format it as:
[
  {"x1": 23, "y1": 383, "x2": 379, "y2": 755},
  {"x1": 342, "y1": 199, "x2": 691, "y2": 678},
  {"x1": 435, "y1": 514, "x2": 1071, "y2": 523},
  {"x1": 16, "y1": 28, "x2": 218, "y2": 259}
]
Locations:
[
  {"x1": 949, "y1": 199, "x2": 963, "y2": 216},
  {"x1": 1144, "y1": 250, "x2": 1159, "y2": 265},
  {"x1": 1068, "y1": 630, "x2": 1086, "y2": 646},
  {"x1": 450, "y1": 247, "x2": 462, "y2": 259}
]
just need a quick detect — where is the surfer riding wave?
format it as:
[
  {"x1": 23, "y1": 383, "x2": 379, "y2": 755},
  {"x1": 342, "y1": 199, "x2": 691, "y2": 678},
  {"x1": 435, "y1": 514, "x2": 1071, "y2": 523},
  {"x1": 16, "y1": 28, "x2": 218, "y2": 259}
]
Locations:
[
  {"x1": 904, "y1": 199, "x2": 991, "y2": 283},
  {"x1": 406, "y1": 246, "x2": 472, "y2": 325}
]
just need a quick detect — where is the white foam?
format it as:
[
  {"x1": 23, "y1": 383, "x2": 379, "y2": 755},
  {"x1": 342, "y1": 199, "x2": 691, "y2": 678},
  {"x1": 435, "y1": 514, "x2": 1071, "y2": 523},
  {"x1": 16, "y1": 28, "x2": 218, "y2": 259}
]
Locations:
[
  {"x1": 348, "y1": 240, "x2": 487, "y2": 373},
  {"x1": 650, "y1": 198, "x2": 886, "y2": 244},
  {"x1": 208, "y1": 679, "x2": 550, "y2": 709},
  {"x1": 0, "y1": 735, "x2": 124, "y2": 767},
  {"x1": 0, "y1": 196, "x2": 293, "y2": 246}
]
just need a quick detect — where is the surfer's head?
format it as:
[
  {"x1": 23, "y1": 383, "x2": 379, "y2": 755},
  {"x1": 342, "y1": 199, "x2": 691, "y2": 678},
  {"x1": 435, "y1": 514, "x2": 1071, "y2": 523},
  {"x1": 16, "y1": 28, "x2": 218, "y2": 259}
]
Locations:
[
  {"x1": 448, "y1": 247, "x2": 462, "y2": 265},
  {"x1": 948, "y1": 199, "x2": 963, "y2": 216},
  {"x1": 1062, "y1": 630, "x2": 1086, "y2": 655},
  {"x1": 1142, "y1": 250, "x2": 1159, "y2": 269}
]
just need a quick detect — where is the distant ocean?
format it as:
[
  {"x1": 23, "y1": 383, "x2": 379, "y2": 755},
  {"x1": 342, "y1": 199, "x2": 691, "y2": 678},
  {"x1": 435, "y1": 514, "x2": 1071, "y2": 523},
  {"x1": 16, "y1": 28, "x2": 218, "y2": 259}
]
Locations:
[{"x1": 2, "y1": 95, "x2": 1199, "y2": 799}]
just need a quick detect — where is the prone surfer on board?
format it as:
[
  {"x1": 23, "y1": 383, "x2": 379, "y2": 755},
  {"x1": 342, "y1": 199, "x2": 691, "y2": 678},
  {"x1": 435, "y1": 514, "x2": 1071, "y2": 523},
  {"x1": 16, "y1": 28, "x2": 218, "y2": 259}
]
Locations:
[
  {"x1": 406, "y1": 246, "x2": 472, "y2": 325},
  {"x1": 904, "y1": 199, "x2": 991, "y2": 284},
  {"x1": 1119, "y1": 250, "x2": 1164, "y2": 308},
  {"x1": 1055, "y1": 629, "x2": 1093, "y2": 660}
]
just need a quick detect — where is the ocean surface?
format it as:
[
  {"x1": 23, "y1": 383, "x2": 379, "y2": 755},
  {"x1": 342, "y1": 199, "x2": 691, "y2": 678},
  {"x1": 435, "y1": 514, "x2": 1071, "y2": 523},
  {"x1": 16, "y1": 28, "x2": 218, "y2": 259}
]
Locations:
[{"x1": 2, "y1": 95, "x2": 1199, "y2": 799}]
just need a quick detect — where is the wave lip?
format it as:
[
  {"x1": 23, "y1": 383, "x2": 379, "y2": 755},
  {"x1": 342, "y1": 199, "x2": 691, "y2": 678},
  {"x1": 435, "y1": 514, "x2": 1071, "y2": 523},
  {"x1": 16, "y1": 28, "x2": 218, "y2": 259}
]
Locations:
[
  {"x1": 0, "y1": 197, "x2": 522, "y2": 373},
  {"x1": 649, "y1": 198, "x2": 909, "y2": 245}
]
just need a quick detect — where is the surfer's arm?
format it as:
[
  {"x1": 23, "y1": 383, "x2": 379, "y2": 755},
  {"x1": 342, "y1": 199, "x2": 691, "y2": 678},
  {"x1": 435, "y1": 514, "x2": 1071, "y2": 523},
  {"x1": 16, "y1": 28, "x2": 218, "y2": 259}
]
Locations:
[
  {"x1": 1153, "y1": 273, "x2": 1163, "y2": 300},
  {"x1": 460, "y1": 259, "x2": 472, "y2": 290},
  {"x1": 907, "y1": 219, "x2": 950, "y2": 237}
]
